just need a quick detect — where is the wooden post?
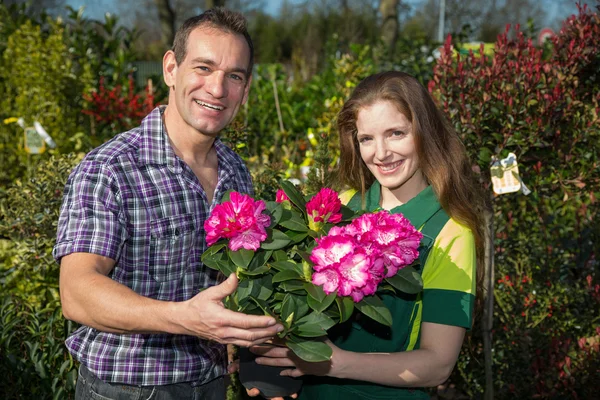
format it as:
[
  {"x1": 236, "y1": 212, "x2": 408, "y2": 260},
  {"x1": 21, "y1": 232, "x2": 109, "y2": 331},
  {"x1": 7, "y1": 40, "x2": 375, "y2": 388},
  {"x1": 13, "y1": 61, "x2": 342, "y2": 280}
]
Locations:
[{"x1": 483, "y1": 196, "x2": 495, "y2": 400}]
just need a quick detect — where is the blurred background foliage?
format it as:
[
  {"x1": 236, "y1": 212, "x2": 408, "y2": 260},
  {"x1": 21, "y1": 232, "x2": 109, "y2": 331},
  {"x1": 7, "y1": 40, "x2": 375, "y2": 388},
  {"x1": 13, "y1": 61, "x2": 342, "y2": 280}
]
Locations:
[{"x1": 0, "y1": 0, "x2": 598, "y2": 398}]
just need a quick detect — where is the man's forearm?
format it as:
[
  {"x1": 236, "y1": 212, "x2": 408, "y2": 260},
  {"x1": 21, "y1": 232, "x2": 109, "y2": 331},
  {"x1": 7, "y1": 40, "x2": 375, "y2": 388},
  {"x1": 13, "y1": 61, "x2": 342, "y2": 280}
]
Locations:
[{"x1": 61, "y1": 268, "x2": 179, "y2": 334}]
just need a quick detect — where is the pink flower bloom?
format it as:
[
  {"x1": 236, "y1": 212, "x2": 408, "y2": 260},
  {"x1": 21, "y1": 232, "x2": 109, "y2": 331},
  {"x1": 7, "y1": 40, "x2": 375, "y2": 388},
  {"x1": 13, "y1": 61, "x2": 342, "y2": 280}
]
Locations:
[
  {"x1": 310, "y1": 209, "x2": 421, "y2": 302},
  {"x1": 204, "y1": 192, "x2": 270, "y2": 251},
  {"x1": 310, "y1": 235, "x2": 356, "y2": 271},
  {"x1": 306, "y1": 188, "x2": 342, "y2": 230},
  {"x1": 275, "y1": 189, "x2": 290, "y2": 203},
  {"x1": 312, "y1": 269, "x2": 340, "y2": 294}
]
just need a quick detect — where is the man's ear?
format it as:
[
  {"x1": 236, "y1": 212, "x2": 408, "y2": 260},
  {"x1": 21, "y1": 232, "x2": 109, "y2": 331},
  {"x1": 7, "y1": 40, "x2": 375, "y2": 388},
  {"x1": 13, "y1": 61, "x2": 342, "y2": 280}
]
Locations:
[
  {"x1": 241, "y1": 75, "x2": 252, "y2": 105},
  {"x1": 163, "y1": 50, "x2": 178, "y2": 88}
]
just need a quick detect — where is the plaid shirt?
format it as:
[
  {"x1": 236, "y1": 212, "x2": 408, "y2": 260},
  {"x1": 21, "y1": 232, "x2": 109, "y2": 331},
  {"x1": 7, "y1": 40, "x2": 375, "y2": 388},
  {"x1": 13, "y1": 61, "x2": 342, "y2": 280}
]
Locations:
[{"x1": 53, "y1": 106, "x2": 253, "y2": 386}]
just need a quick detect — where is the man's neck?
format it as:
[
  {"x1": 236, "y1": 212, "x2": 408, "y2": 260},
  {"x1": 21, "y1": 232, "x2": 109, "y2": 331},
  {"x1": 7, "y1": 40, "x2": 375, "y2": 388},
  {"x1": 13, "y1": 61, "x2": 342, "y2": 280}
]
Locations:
[{"x1": 162, "y1": 104, "x2": 216, "y2": 166}]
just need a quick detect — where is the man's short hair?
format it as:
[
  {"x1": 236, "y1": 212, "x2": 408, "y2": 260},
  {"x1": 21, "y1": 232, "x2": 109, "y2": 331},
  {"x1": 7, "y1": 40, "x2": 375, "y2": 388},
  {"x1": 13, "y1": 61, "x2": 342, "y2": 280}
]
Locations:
[{"x1": 172, "y1": 8, "x2": 254, "y2": 77}]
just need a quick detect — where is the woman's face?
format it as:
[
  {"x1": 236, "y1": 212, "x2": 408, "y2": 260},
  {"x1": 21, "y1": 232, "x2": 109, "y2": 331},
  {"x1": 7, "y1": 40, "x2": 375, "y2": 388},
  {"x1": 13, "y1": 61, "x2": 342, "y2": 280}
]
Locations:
[{"x1": 356, "y1": 100, "x2": 428, "y2": 205}]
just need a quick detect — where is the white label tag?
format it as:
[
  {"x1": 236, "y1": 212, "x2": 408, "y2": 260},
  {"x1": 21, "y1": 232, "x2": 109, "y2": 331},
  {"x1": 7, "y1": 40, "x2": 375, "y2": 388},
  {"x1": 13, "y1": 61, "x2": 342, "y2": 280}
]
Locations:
[
  {"x1": 491, "y1": 152, "x2": 527, "y2": 195},
  {"x1": 24, "y1": 126, "x2": 45, "y2": 154}
]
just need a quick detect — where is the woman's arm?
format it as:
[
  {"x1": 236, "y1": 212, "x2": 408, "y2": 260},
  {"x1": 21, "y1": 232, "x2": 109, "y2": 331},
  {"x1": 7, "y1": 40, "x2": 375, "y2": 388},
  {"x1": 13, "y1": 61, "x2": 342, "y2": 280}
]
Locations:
[{"x1": 252, "y1": 321, "x2": 465, "y2": 387}]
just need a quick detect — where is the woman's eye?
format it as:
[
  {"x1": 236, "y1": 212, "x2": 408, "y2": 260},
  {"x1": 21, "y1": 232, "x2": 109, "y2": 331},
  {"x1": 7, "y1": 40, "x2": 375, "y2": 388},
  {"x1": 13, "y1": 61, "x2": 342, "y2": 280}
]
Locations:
[
  {"x1": 392, "y1": 130, "x2": 406, "y2": 137},
  {"x1": 358, "y1": 137, "x2": 371, "y2": 144}
]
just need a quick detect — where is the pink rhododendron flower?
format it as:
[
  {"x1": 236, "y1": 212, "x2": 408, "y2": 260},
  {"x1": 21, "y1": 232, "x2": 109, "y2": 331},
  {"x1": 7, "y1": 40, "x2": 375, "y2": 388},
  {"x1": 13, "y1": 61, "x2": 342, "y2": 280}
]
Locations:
[
  {"x1": 310, "y1": 236, "x2": 356, "y2": 271},
  {"x1": 275, "y1": 189, "x2": 290, "y2": 203},
  {"x1": 204, "y1": 192, "x2": 270, "y2": 251},
  {"x1": 311, "y1": 209, "x2": 421, "y2": 302},
  {"x1": 306, "y1": 188, "x2": 342, "y2": 230}
]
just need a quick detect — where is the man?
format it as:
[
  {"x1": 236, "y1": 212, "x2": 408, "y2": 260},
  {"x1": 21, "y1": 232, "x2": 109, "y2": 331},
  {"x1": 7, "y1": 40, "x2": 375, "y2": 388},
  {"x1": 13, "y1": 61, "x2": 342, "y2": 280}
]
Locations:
[{"x1": 54, "y1": 8, "x2": 282, "y2": 399}]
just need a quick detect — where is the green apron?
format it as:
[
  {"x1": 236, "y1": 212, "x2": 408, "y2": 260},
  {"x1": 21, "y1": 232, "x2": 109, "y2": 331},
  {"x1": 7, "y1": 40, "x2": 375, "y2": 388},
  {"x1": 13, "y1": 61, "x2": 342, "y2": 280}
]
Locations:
[{"x1": 299, "y1": 183, "x2": 449, "y2": 400}]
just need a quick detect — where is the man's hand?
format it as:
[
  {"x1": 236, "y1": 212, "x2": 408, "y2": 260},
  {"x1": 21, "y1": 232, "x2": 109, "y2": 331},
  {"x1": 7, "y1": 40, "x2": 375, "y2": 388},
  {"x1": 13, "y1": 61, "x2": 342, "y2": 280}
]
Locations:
[{"x1": 174, "y1": 274, "x2": 284, "y2": 347}]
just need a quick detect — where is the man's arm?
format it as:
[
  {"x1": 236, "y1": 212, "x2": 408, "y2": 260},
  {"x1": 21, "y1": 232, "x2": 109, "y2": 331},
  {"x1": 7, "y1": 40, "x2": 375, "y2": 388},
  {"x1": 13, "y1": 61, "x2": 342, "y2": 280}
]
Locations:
[{"x1": 59, "y1": 252, "x2": 283, "y2": 347}]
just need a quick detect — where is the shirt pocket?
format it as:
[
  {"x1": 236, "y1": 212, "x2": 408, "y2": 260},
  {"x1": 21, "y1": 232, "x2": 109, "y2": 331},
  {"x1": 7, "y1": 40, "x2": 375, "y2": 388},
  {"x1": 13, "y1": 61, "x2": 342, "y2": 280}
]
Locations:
[{"x1": 149, "y1": 214, "x2": 196, "y2": 282}]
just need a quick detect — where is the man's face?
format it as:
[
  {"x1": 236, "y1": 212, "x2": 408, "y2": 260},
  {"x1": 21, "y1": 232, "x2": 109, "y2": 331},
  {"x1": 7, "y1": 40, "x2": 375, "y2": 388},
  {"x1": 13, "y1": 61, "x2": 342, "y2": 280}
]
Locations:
[{"x1": 164, "y1": 27, "x2": 251, "y2": 137}]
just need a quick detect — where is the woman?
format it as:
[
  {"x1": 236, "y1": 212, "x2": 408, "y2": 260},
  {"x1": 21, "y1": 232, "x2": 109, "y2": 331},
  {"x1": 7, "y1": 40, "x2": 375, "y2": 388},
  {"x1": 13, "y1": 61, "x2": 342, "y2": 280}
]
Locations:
[{"x1": 249, "y1": 71, "x2": 486, "y2": 399}]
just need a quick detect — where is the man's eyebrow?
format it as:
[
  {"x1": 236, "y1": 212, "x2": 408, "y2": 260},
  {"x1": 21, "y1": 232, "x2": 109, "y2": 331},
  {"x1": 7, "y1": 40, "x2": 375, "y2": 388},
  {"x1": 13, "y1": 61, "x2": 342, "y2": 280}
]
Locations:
[{"x1": 189, "y1": 57, "x2": 248, "y2": 75}]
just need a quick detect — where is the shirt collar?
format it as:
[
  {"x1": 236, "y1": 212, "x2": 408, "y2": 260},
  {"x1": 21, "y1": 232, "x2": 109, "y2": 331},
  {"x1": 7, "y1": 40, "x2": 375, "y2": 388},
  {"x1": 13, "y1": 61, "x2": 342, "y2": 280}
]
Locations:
[
  {"x1": 365, "y1": 181, "x2": 442, "y2": 229},
  {"x1": 137, "y1": 105, "x2": 235, "y2": 178}
]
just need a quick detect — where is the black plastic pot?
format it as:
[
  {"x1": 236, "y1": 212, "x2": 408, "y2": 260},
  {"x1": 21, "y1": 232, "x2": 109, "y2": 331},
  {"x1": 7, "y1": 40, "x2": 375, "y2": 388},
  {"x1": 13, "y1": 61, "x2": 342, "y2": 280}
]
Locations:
[{"x1": 238, "y1": 347, "x2": 303, "y2": 398}]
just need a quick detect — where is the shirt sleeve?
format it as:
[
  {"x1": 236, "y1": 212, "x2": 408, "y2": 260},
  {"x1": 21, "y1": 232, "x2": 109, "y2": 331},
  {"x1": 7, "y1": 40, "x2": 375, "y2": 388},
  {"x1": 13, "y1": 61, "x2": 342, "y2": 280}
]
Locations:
[
  {"x1": 420, "y1": 219, "x2": 476, "y2": 329},
  {"x1": 53, "y1": 161, "x2": 127, "y2": 263}
]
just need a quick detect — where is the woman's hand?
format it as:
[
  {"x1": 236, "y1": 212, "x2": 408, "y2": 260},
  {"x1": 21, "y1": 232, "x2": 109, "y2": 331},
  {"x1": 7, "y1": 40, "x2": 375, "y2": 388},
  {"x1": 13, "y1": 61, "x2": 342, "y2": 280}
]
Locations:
[
  {"x1": 250, "y1": 340, "x2": 337, "y2": 378},
  {"x1": 227, "y1": 351, "x2": 298, "y2": 400}
]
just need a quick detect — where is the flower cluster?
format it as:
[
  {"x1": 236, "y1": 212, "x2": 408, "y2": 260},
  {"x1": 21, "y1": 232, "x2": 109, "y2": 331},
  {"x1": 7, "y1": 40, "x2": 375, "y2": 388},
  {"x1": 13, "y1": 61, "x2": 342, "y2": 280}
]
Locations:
[
  {"x1": 311, "y1": 212, "x2": 422, "y2": 302},
  {"x1": 201, "y1": 182, "x2": 423, "y2": 363},
  {"x1": 205, "y1": 192, "x2": 271, "y2": 251}
]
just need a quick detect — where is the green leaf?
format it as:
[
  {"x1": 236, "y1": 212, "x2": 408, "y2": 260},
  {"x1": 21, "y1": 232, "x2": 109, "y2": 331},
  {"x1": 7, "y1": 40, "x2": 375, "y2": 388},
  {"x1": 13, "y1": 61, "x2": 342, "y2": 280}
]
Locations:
[
  {"x1": 286, "y1": 230, "x2": 308, "y2": 243},
  {"x1": 304, "y1": 282, "x2": 327, "y2": 302},
  {"x1": 386, "y1": 267, "x2": 423, "y2": 294},
  {"x1": 355, "y1": 295, "x2": 393, "y2": 326},
  {"x1": 273, "y1": 269, "x2": 303, "y2": 282},
  {"x1": 280, "y1": 180, "x2": 307, "y2": 212},
  {"x1": 203, "y1": 253, "x2": 237, "y2": 276},
  {"x1": 335, "y1": 296, "x2": 355, "y2": 323},
  {"x1": 295, "y1": 312, "x2": 336, "y2": 337},
  {"x1": 270, "y1": 260, "x2": 303, "y2": 275},
  {"x1": 248, "y1": 249, "x2": 272, "y2": 271},
  {"x1": 266, "y1": 201, "x2": 283, "y2": 227},
  {"x1": 220, "y1": 189, "x2": 235, "y2": 203},
  {"x1": 281, "y1": 294, "x2": 309, "y2": 326},
  {"x1": 305, "y1": 283, "x2": 336, "y2": 313},
  {"x1": 272, "y1": 250, "x2": 288, "y2": 261},
  {"x1": 238, "y1": 275, "x2": 273, "y2": 302},
  {"x1": 261, "y1": 229, "x2": 293, "y2": 250},
  {"x1": 277, "y1": 279, "x2": 306, "y2": 292},
  {"x1": 228, "y1": 248, "x2": 254, "y2": 270},
  {"x1": 340, "y1": 205, "x2": 356, "y2": 221},
  {"x1": 201, "y1": 243, "x2": 227, "y2": 270},
  {"x1": 279, "y1": 209, "x2": 309, "y2": 231},
  {"x1": 307, "y1": 288, "x2": 336, "y2": 313},
  {"x1": 239, "y1": 264, "x2": 270, "y2": 276},
  {"x1": 247, "y1": 297, "x2": 275, "y2": 317},
  {"x1": 287, "y1": 337, "x2": 332, "y2": 362}
]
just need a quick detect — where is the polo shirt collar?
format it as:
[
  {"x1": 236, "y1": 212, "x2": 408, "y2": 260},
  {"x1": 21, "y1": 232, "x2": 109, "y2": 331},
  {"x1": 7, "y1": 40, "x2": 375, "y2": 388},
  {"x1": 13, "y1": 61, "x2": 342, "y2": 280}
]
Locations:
[{"x1": 365, "y1": 181, "x2": 442, "y2": 229}]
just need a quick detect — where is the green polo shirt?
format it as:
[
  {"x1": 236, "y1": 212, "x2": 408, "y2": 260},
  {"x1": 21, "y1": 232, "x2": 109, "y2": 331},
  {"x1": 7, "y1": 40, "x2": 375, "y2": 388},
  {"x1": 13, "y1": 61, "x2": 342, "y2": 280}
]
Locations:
[{"x1": 299, "y1": 183, "x2": 476, "y2": 400}]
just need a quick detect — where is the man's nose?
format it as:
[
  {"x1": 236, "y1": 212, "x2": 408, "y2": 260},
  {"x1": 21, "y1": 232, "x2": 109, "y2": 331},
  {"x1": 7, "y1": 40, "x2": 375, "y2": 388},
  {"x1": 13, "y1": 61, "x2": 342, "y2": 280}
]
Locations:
[{"x1": 205, "y1": 72, "x2": 226, "y2": 98}]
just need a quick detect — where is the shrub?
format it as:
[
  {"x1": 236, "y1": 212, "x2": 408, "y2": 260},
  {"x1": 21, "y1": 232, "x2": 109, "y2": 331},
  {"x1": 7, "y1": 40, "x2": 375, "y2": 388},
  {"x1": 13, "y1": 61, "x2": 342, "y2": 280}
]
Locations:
[
  {"x1": 0, "y1": 154, "x2": 82, "y2": 399},
  {"x1": 0, "y1": 18, "x2": 81, "y2": 186},
  {"x1": 429, "y1": 4, "x2": 600, "y2": 398}
]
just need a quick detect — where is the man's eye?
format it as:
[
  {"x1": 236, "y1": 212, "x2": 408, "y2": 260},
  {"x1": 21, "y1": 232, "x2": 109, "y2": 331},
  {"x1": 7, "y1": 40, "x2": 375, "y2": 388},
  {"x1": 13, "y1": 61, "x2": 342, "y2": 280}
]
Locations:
[
  {"x1": 230, "y1": 74, "x2": 244, "y2": 81},
  {"x1": 197, "y1": 66, "x2": 210, "y2": 72}
]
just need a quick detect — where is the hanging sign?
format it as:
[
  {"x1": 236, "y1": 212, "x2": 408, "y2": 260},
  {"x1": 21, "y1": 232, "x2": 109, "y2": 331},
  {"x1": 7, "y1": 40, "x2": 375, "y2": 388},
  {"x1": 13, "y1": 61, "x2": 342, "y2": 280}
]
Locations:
[
  {"x1": 16, "y1": 118, "x2": 56, "y2": 154},
  {"x1": 491, "y1": 152, "x2": 531, "y2": 195},
  {"x1": 24, "y1": 126, "x2": 46, "y2": 154}
]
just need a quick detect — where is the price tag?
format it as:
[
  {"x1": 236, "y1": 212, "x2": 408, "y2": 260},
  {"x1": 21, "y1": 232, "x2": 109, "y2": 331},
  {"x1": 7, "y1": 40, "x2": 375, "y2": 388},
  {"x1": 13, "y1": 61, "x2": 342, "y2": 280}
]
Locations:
[
  {"x1": 24, "y1": 126, "x2": 46, "y2": 154},
  {"x1": 491, "y1": 152, "x2": 530, "y2": 195}
]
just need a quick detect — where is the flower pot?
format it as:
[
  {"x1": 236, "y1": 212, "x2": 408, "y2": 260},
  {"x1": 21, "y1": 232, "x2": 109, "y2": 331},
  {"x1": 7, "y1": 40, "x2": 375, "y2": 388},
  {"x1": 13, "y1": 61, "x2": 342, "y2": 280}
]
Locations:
[{"x1": 238, "y1": 347, "x2": 303, "y2": 398}]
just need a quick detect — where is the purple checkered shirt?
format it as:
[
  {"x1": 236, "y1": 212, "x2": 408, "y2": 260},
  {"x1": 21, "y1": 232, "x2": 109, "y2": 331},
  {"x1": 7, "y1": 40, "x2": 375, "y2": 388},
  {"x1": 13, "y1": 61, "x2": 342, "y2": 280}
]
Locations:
[{"x1": 53, "y1": 106, "x2": 253, "y2": 386}]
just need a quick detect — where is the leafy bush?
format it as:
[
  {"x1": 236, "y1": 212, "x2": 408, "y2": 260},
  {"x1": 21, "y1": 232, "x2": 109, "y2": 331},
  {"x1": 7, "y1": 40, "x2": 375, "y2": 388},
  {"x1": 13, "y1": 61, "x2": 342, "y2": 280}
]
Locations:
[
  {"x1": 429, "y1": 4, "x2": 600, "y2": 398},
  {"x1": 0, "y1": 153, "x2": 82, "y2": 399},
  {"x1": 0, "y1": 18, "x2": 81, "y2": 185}
]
